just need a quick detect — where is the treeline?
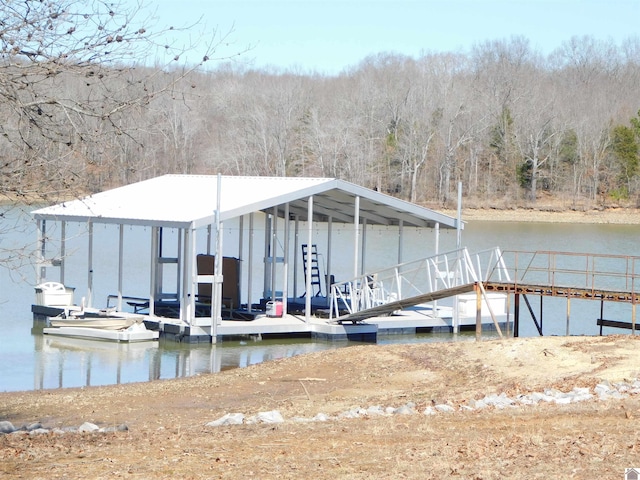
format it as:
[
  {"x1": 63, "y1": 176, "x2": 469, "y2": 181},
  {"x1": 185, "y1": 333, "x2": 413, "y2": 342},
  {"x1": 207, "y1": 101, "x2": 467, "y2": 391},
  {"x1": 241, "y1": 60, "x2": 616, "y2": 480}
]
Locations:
[{"x1": 5, "y1": 35, "x2": 640, "y2": 208}]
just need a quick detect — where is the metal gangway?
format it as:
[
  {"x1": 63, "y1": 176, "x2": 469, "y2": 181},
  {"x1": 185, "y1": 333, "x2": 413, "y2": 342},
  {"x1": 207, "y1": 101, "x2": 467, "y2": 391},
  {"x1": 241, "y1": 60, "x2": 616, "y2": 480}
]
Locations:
[
  {"x1": 482, "y1": 250, "x2": 640, "y2": 336},
  {"x1": 328, "y1": 247, "x2": 510, "y2": 327}
]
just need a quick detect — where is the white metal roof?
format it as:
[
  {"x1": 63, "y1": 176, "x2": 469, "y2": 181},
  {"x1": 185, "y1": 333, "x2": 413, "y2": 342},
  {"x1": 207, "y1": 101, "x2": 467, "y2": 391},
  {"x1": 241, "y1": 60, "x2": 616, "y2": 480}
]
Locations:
[{"x1": 32, "y1": 175, "x2": 460, "y2": 229}]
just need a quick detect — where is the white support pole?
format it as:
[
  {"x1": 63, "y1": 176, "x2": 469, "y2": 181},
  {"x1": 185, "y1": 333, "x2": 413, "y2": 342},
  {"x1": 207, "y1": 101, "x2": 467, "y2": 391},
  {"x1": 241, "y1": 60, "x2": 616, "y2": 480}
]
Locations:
[
  {"x1": 271, "y1": 206, "x2": 278, "y2": 300},
  {"x1": 149, "y1": 227, "x2": 157, "y2": 317},
  {"x1": 353, "y1": 196, "x2": 360, "y2": 279},
  {"x1": 213, "y1": 173, "x2": 223, "y2": 342},
  {"x1": 176, "y1": 228, "x2": 182, "y2": 300},
  {"x1": 456, "y1": 181, "x2": 463, "y2": 249},
  {"x1": 87, "y1": 221, "x2": 94, "y2": 308},
  {"x1": 293, "y1": 215, "x2": 300, "y2": 298},
  {"x1": 248, "y1": 213, "x2": 254, "y2": 313},
  {"x1": 433, "y1": 222, "x2": 440, "y2": 317},
  {"x1": 117, "y1": 224, "x2": 124, "y2": 311},
  {"x1": 263, "y1": 213, "x2": 270, "y2": 299},
  {"x1": 453, "y1": 181, "x2": 463, "y2": 333},
  {"x1": 182, "y1": 227, "x2": 195, "y2": 324},
  {"x1": 60, "y1": 221, "x2": 66, "y2": 285},
  {"x1": 304, "y1": 196, "x2": 314, "y2": 323},
  {"x1": 238, "y1": 215, "x2": 244, "y2": 309},
  {"x1": 283, "y1": 203, "x2": 290, "y2": 315}
]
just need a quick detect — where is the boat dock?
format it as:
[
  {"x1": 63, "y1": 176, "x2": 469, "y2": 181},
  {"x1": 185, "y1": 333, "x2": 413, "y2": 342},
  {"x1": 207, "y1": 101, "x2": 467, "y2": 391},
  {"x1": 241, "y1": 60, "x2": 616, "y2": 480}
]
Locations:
[{"x1": 29, "y1": 175, "x2": 640, "y2": 344}]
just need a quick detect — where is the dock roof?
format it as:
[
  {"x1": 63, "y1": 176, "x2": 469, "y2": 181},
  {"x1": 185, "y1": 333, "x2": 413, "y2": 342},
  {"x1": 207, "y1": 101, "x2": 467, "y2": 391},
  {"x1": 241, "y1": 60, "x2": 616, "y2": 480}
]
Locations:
[{"x1": 32, "y1": 175, "x2": 460, "y2": 230}]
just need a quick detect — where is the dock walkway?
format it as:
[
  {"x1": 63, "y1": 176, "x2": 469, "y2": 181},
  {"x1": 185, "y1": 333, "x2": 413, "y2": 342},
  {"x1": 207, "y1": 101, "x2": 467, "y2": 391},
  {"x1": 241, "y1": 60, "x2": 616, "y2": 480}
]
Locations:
[{"x1": 34, "y1": 248, "x2": 640, "y2": 342}]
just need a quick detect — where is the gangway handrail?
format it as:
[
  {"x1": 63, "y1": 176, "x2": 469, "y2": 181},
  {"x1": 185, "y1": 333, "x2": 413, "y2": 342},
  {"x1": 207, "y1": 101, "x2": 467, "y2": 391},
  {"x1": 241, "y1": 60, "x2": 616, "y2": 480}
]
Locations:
[
  {"x1": 329, "y1": 246, "x2": 506, "y2": 321},
  {"x1": 486, "y1": 250, "x2": 640, "y2": 296}
]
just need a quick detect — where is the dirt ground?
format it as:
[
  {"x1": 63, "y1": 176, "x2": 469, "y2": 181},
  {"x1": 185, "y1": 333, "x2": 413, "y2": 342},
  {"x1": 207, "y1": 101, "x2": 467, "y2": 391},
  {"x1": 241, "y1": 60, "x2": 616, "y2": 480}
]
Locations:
[
  {"x1": 3, "y1": 335, "x2": 640, "y2": 479},
  {"x1": 440, "y1": 205, "x2": 640, "y2": 224}
]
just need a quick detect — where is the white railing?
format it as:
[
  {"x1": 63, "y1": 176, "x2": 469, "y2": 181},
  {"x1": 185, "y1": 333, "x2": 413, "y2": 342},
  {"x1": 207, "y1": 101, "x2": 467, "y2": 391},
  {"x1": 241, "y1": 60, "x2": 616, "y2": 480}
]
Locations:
[{"x1": 329, "y1": 247, "x2": 508, "y2": 321}]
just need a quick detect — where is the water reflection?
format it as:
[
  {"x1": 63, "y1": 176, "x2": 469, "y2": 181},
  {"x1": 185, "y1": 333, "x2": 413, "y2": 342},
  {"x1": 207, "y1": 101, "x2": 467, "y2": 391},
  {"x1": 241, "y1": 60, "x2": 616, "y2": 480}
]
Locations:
[
  {"x1": 31, "y1": 332, "x2": 357, "y2": 390},
  {"x1": 29, "y1": 328, "x2": 501, "y2": 391}
]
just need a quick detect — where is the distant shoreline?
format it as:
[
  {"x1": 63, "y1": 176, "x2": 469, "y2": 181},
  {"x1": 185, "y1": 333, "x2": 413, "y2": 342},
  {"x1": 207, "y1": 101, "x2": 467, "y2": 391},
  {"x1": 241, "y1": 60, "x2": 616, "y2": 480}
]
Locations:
[
  {"x1": 436, "y1": 207, "x2": 640, "y2": 225},
  {"x1": 4, "y1": 197, "x2": 640, "y2": 225}
]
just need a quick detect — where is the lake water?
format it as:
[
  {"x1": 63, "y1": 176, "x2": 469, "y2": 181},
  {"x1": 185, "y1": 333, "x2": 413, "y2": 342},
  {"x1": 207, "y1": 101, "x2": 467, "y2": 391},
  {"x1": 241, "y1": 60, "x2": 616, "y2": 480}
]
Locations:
[{"x1": 1, "y1": 205, "x2": 639, "y2": 392}]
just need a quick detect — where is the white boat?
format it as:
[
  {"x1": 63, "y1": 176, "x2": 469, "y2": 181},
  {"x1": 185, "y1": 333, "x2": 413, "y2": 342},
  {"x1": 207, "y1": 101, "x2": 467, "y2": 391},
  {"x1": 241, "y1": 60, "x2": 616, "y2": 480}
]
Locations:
[
  {"x1": 48, "y1": 308, "x2": 145, "y2": 330},
  {"x1": 43, "y1": 322, "x2": 160, "y2": 343}
]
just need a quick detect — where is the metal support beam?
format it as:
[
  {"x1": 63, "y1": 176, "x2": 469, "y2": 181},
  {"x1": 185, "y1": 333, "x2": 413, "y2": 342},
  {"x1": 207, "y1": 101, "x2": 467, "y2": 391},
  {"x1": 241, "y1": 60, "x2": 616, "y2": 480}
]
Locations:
[
  {"x1": 117, "y1": 224, "x2": 124, "y2": 311},
  {"x1": 353, "y1": 196, "x2": 360, "y2": 279},
  {"x1": 149, "y1": 227, "x2": 157, "y2": 317},
  {"x1": 87, "y1": 221, "x2": 94, "y2": 307},
  {"x1": 271, "y1": 206, "x2": 278, "y2": 301},
  {"x1": 304, "y1": 196, "x2": 314, "y2": 323},
  {"x1": 293, "y1": 215, "x2": 299, "y2": 299},
  {"x1": 248, "y1": 213, "x2": 254, "y2": 313},
  {"x1": 212, "y1": 173, "x2": 223, "y2": 342},
  {"x1": 283, "y1": 203, "x2": 290, "y2": 316},
  {"x1": 60, "y1": 221, "x2": 66, "y2": 285}
]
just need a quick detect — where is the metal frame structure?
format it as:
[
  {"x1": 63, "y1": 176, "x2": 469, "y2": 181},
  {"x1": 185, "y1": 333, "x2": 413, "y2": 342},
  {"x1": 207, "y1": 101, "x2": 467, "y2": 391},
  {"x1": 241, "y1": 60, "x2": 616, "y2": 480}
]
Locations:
[{"x1": 32, "y1": 175, "x2": 460, "y2": 342}]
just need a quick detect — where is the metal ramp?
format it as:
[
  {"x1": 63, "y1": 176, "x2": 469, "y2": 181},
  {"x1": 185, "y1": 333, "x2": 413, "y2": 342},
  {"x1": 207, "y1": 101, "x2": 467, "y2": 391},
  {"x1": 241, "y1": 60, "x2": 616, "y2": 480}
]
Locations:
[{"x1": 329, "y1": 247, "x2": 510, "y2": 327}]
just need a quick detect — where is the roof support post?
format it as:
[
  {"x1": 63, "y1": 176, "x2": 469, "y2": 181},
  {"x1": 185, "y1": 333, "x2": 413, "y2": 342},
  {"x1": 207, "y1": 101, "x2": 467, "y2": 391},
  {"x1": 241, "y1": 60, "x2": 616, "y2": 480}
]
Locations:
[
  {"x1": 87, "y1": 221, "x2": 94, "y2": 308},
  {"x1": 238, "y1": 215, "x2": 244, "y2": 309},
  {"x1": 282, "y1": 203, "x2": 290, "y2": 315},
  {"x1": 271, "y1": 206, "x2": 278, "y2": 300},
  {"x1": 212, "y1": 173, "x2": 223, "y2": 342},
  {"x1": 293, "y1": 215, "x2": 300, "y2": 299},
  {"x1": 117, "y1": 224, "x2": 124, "y2": 311},
  {"x1": 353, "y1": 196, "x2": 360, "y2": 279},
  {"x1": 304, "y1": 196, "x2": 314, "y2": 323},
  {"x1": 247, "y1": 213, "x2": 254, "y2": 313},
  {"x1": 61, "y1": 222, "x2": 67, "y2": 284},
  {"x1": 456, "y1": 181, "x2": 463, "y2": 249},
  {"x1": 149, "y1": 227, "x2": 157, "y2": 317},
  {"x1": 453, "y1": 182, "x2": 463, "y2": 333},
  {"x1": 263, "y1": 213, "x2": 270, "y2": 300},
  {"x1": 183, "y1": 226, "x2": 196, "y2": 325},
  {"x1": 433, "y1": 222, "x2": 440, "y2": 316}
]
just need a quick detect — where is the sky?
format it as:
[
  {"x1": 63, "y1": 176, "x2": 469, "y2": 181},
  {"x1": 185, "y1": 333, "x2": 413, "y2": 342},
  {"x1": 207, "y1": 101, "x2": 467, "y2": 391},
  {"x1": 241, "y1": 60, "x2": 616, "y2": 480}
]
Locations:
[{"x1": 143, "y1": 0, "x2": 640, "y2": 74}]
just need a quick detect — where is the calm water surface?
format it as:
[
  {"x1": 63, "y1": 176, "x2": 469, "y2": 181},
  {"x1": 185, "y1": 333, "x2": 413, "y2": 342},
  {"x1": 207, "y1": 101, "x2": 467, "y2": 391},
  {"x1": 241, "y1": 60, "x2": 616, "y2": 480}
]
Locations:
[{"x1": 1, "y1": 206, "x2": 639, "y2": 392}]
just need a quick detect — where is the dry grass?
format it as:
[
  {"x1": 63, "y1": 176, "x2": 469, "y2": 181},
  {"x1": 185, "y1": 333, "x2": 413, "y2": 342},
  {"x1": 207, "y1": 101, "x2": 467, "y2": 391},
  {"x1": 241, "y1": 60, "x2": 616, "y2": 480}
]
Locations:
[{"x1": 2, "y1": 336, "x2": 640, "y2": 478}]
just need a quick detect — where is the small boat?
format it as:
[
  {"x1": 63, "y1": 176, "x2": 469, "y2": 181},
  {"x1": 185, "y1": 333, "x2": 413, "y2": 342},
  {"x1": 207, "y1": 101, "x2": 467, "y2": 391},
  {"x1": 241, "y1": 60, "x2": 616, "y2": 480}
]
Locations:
[
  {"x1": 43, "y1": 321, "x2": 159, "y2": 343},
  {"x1": 48, "y1": 307, "x2": 145, "y2": 331}
]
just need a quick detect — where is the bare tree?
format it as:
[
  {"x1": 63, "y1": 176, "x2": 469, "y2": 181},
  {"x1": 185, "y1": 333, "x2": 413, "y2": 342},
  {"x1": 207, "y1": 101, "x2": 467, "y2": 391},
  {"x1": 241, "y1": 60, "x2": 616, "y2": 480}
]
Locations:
[{"x1": 0, "y1": 0, "x2": 240, "y2": 204}]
